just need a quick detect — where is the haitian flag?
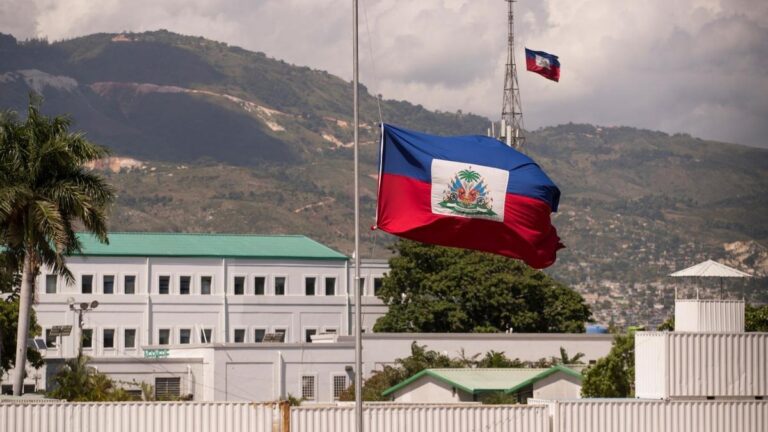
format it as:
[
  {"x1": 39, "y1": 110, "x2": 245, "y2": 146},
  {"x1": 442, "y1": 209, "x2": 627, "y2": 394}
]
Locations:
[
  {"x1": 375, "y1": 124, "x2": 563, "y2": 269},
  {"x1": 525, "y1": 48, "x2": 560, "y2": 82}
]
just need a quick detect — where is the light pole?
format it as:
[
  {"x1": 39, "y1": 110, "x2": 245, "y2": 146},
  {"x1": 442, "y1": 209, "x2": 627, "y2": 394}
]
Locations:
[{"x1": 68, "y1": 298, "x2": 99, "y2": 357}]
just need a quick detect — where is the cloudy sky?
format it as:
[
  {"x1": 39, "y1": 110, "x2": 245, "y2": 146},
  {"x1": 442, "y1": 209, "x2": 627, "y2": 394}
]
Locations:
[{"x1": 2, "y1": 0, "x2": 767, "y2": 148}]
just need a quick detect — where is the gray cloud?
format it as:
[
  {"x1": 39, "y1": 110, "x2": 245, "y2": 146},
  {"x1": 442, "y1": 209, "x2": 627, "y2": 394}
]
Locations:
[{"x1": 4, "y1": 0, "x2": 768, "y2": 148}]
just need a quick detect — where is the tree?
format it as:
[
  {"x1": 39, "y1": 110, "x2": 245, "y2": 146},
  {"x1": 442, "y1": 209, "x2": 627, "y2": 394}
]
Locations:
[
  {"x1": 339, "y1": 342, "x2": 463, "y2": 402},
  {"x1": 580, "y1": 332, "x2": 635, "y2": 398},
  {"x1": 1, "y1": 251, "x2": 43, "y2": 375},
  {"x1": 657, "y1": 317, "x2": 674, "y2": 331},
  {"x1": 340, "y1": 342, "x2": 577, "y2": 402},
  {"x1": 745, "y1": 304, "x2": 768, "y2": 332},
  {"x1": 555, "y1": 347, "x2": 585, "y2": 365},
  {"x1": 476, "y1": 350, "x2": 525, "y2": 368},
  {"x1": 47, "y1": 354, "x2": 133, "y2": 401},
  {"x1": 0, "y1": 292, "x2": 43, "y2": 374},
  {"x1": 373, "y1": 240, "x2": 592, "y2": 333},
  {"x1": 0, "y1": 95, "x2": 115, "y2": 395}
]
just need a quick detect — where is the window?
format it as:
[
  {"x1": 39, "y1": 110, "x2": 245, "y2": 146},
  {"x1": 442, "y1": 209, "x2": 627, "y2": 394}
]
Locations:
[
  {"x1": 200, "y1": 328, "x2": 213, "y2": 343},
  {"x1": 155, "y1": 377, "x2": 181, "y2": 400},
  {"x1": 124, "y1": 275, "x2": 136, "y2": 294},
  {"x1": 45, "y1": 329, "x2": 56, "y2": 349},
  {"x1": 82, "y1": 329, "x2": 93, "y2": 349},
  {"x1": 274, "y1": 328, "x2": 287, "y2": 342},
  {"x1": 200, "y1": 276, "x2": 212, "y2": 295},
  {"x1": 332, "y1": 375, "x2": 347, "y2": 400},
  {"x1": 304, "y1": 328, "x2": 317, "y2": 343},
  {"x1": 103, "y1": 329, "x2": 115, "y2": 349},
  {"x1": 124, "y1": 329, "x2": 136, "y2": 349},
  {"x1": 158, "y1": 329, "x2": 170, "y2": 345},
  {"x1": 179, "y1": 329, "x2": 191, "y2": 344},
  {"x1": 325, "y1": 277, "x2": 336, "y2": 296},
  {"x1": 301, "y1": 375, "x2": 316, "y2": 401},
  {"x1": 103, "y1": 275, "x2": 115, "y2": 294},
  {"x1": 179, "y1": 276, "x2": 191, "y2": 295},
  {"x1": 274, "y1": 277, "x2": 286, "y2": 295},
  {"x1": 373, "y1": 277, "x2": 383, "y2": 296},
  {"x1": 159, "y1": 276, "x2": 170, "y2": 295},
  {"x1": 323, "y1": 328, "x2": 338, "y2": 335},
  {"x1": 234, "y1": 329, "x2": 246, "y2": 343},
  {"x1": 1, "y1": 384, "x2": 36, "y2": 395},
  {"x1": 81, "y1": 275, "x2": 93, "y2": 294},
  {"x1": 357, "y1": 278, "x2": 365, "y2": 295},
  {"x1": 254, "y1": 277, "x2": 265, "y2": 295},
  {"x1": 305, "y1": 277, "x2": 316, "y2": 296},
  {"x1": 234, "y1": 276, "x2": 245, "y2": 295},
  {"x1": 45, "y1": 274, "x2": 57, "y2": 294},
  {"x1": 254, "y1": 329, "x2": 266, "y2": 343}
]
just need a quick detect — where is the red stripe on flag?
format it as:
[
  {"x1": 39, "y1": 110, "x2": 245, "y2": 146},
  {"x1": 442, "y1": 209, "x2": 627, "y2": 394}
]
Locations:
[
  {"x1": 526, "y1": 57, "x2": 560, "y2": 82},
  {"x1": 376, "y1": 173, "x2": 563, "y2": 269}
]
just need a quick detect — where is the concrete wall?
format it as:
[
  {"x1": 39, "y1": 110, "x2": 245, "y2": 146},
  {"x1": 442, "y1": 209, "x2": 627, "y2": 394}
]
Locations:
[{"x1": 342, "y1": 333, "x2": 613, "y2": 377}]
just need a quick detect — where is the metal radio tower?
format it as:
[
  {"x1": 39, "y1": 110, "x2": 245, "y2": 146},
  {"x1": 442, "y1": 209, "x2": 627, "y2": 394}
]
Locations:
[{"x1": 500, "y1": 0, "x2": 524, "y2": 150}]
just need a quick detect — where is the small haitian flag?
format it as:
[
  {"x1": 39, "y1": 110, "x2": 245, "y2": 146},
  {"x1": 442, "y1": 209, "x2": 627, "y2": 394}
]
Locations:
[
  {"x1": 375, "y1": 124, "x2": 563, "y2": 269},
  {"x1": 525, "y1": 48, "x2": 560, "y2": 82}
]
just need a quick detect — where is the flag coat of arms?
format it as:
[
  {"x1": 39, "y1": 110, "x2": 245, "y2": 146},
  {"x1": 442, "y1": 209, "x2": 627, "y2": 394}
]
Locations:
[
  {"x1": 525, "y1": 48, "x2": 560, "y2": 82},
  {"x1": 375, "y1": 124, "x2": 563, "y2": 269}
]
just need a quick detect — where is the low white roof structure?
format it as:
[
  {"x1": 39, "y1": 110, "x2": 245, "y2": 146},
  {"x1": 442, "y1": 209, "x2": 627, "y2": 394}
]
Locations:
[{"x1": 669, "y1": 259, "x2": 752, "y2": 278}]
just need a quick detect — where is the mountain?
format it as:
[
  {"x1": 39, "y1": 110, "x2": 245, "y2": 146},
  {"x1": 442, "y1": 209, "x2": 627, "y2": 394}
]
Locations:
[{"x1": 1, "y1": 31, "x2": 767, "y2": 327}]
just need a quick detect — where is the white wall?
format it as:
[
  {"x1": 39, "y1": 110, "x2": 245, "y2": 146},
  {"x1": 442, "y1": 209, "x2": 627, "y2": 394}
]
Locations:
[
  {"x1": 635, "y1": 332, "x2": 667, "y2": 399},
  {"x1": 391, "y1": 376, "x2": 473, "y2": 403},
  {"x1": 532, "y1": 371, "x2": 582, "y2": 400},
  {"x1": 675, "y1": 299, "x2": 745, "y2": 333}
]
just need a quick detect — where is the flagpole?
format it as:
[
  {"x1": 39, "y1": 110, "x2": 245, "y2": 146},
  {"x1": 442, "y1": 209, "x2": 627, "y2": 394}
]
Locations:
[{"x1": 352, "y1": 0, "x2": 363, "y2": 431}]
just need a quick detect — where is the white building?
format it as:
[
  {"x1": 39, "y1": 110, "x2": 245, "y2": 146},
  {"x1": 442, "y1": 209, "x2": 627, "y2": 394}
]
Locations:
[
  {"x1": 382, "y1": 366, "x2": 583, "y2": 403},
  {"x1": 3, "y1": 232, "x2": 615, "y2": 401}
]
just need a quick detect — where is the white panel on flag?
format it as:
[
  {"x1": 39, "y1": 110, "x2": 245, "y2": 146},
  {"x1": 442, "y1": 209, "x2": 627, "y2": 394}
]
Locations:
[
  {"x1": 535, "y1": 55, "x2": 551, "y2": 69},
  {"x1": 430, "y1": 159, "x2": 508, "y2": 223}
]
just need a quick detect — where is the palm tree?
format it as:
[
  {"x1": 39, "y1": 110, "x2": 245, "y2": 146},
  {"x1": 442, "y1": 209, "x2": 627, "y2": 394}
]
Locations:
[
  {"x1": 0, "y1": 95, "x2": 114, "y2": 395},
  {"x1": 556, "y1": 347, "x2": 585, "y2": 365},
  {"x1": 457, "y1": 169, "x2": 481, "y2": 183}
]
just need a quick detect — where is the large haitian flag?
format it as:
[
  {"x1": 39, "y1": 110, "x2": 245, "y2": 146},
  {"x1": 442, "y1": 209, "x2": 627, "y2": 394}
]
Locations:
[
  {"x1": 375, "y1": 124, "x2": 563, "y2": 269},
  {"x1": 525, "y1": 48, "x2": 560, "y2": 82}
]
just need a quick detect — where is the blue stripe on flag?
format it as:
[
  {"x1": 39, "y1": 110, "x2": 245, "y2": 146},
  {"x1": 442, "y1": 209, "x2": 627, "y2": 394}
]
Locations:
[{"x1": 380, "y1": 124, "x2": 560, "y2": 211}]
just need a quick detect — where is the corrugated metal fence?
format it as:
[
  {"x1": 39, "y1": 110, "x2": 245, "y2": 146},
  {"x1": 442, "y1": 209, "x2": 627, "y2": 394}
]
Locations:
[
  {"x1": 3, "y1": 400, "x2": 766, "y2": 432},
  {"x1": 532, "y1": 399, "x2": 768, "y2": 432},
  {"x1": 668, "y1": 333, "x2": 768, "y2": 397},
  {"x1": 0, "y1": 401, "x2": 284, "y2": 432},
  {"x1": 291, "y1": 404, "x2": 548, "y2": 432}
]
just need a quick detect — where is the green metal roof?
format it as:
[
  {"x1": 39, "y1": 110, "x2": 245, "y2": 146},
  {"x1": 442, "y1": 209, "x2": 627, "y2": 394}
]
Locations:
[
  {"x1": 381, "y1": 365, "x2": 582, "y2": 397},
  {"x1": 70, "y1": 232, "x2": 348, "y2": 260}
]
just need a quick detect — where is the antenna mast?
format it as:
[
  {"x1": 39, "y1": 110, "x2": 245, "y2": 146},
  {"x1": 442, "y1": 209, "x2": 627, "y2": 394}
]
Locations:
[{"x1": 500, "y1": 0, "x2": 524, "y2": 150}]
